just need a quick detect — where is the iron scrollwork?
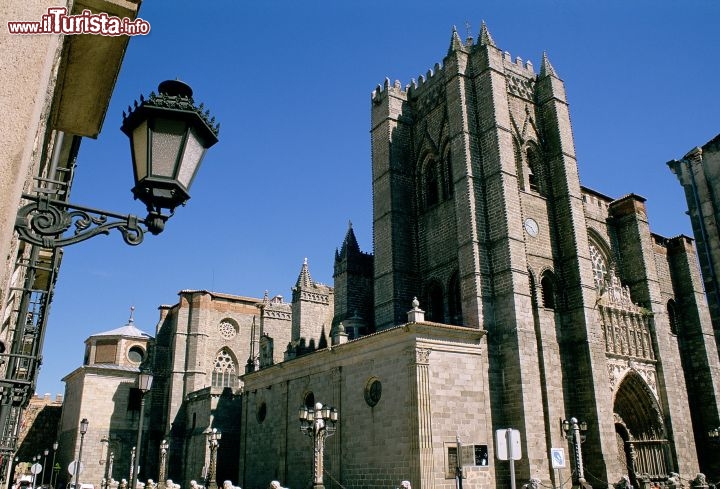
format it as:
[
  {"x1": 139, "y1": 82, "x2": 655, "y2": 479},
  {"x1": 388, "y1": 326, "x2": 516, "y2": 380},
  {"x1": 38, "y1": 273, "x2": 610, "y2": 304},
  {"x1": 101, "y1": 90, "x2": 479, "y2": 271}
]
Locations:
[{"x1": 15, "y1": 194, "x2": 155, "y2": 247}]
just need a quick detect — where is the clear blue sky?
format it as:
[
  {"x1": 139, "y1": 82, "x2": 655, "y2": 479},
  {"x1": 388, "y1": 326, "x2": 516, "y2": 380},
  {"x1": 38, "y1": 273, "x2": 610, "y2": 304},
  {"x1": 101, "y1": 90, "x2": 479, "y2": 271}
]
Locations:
[{"x1": 35, "y1": 0, "x2": 720, "y2": 395}]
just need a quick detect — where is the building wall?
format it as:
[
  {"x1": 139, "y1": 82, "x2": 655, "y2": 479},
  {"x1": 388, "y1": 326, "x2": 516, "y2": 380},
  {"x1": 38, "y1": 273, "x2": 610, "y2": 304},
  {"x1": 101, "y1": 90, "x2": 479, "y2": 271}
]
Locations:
[
  {"x1": 368, "y1": 28, "x2": 720, "y2": 486},
  {"x1": 59, "y1": 367, "x2": 144, "y2": 487},
  {"x1": 0, "y1": 0, "x2": 140, "y2": 474},
  {"x1": 668, "y1": 134, "x2": 720, "y2": 351},
  {"x1": 239, "y1": 323, "x2": 486, "y2": 489},
  {"x1": 154, "y1": 291, "x2": 260, "y2": 437},
  {"x1": 0, "y1": 1, "x2": 65, "y2": 320}
]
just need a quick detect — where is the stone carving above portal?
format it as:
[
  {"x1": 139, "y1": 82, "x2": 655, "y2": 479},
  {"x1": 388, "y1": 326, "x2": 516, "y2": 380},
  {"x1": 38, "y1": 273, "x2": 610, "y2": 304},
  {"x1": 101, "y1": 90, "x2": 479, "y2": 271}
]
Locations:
[
  {"x1": 607, "y1": 358, "x2": 659, "y2": 402},
  {"x1": 596, "y1": 267, "x2": 655, "y2": 361},
  {"x1": 597, "y1": 269, "x2": 644, "y2": 313}
]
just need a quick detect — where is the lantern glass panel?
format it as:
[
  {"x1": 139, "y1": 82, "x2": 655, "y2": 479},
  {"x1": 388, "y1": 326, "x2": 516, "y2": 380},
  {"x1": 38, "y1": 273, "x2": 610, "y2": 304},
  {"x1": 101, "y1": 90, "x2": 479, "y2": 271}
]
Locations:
[
  {"x1": 138, "y1": 372, "x2": 154, "y2": 392},
  {"x1": 132, "y1": 120, "x2": 148, "y2": 182},
  {"x1": 177, "y1": 126, "x2": 207, "y2": 189},
  {"x1": 150, "y1": 119, "x2": 186, "y2": 179}
]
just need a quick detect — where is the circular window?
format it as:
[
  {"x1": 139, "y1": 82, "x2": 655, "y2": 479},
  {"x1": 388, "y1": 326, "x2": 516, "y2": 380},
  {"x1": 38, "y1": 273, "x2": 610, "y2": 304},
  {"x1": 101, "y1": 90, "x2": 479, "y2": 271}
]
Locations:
[
  {"x1": 257, "y1": 402, "x2": 267, "y2": 423},
  {"x1": 219, "y1": 321, "x2": 237, "y2": 340},
  {"x1": 128, "y1": 345, "x2": 145, "y2": 363},
  {"x1": 364, "y1": 378, "x2": 382, "y2": 407}
]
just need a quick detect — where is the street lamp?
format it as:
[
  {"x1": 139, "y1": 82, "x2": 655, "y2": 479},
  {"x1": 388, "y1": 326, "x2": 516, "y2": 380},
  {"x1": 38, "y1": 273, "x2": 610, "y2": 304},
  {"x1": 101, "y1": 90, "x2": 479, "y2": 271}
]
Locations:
[
  {"x1": 130, "y1": 370, "x2": 154, "y2": 489},
  {"x1": 562, "y1": 417, "x2": 588, "y2": 485},
  {"x1": 32, "y1": 456, "x2": 38, "y2": 489},
  {"x1": 74, "y1": 418, "x2": 89, "y2": 488},
  {"x1": 129, "y1": 446, "x2": 136, "y2": 484},
  {"x1": 0, "y1": 78, "x2": 220, "y2": 484},
  {"x1": 8, "y1": 456, "x2": 18, "y2": 489},
  {"x1": 9, "y1": 456, "x2": 19, "y2": 488},
  {"x1": 42, "y1": 449, "x2": 49, "y2": 486},
  {"x1": 206, "y1": 429, "x2": 221, "y2": 489},
  {"x1": 50, "y1": 442, "x2": 58, "y2": 488},
  {"x1": 298, "y1": 402, "x2": 339, "y2": 489},
  {"x1": 15, "y1": 79, "x2": 220, "y2": 248},
  {"x1": 158, "y1": 439, "x2": 169, "y2": 489}
]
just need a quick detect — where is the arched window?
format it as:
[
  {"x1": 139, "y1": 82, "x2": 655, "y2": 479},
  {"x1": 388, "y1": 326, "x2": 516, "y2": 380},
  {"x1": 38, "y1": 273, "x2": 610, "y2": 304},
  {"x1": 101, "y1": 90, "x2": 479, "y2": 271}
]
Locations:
[
  {"x1": 541, "y1": 272, "x2": 556, "y2": 309},
  {"x1": 589, "y1": 243, "x2": 608, "y2": 289},
  {"x1": 426, "y1": 282, "x2": 444, "y2": 323},
  {"x1": 667, "y1": 300, "x2": 679, "y2": 335},
  {"x1": 212, "y1": 348, "x2": 237, "y2": 389},
  {"x1": 304, "y1": 391, "x2": 315, "y2": 409},
  {"x1": 526, "y1": 146, "x2": 543, "y2": 194},
  {"x1": 448, "y1": 272, "x2": 463, "y2": 325},
  {"x1": 424, "y1": 159, "x2": 440, "y2": 208}
]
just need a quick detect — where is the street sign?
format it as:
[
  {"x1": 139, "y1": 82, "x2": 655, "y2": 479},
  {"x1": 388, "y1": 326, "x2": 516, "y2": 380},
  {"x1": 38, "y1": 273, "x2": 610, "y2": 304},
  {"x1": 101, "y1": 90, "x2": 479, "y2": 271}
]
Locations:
[
  {"x1": 67, "y1": 461, "x2": 84, "y2": 476},
  {"x1": 30, "y1": 463, "x2": 42, "y2": 475},
  {"x1": 495, "y1": 429, "x2": 521, "y2": 461},
  {"x1": 550, "y1": 447, "x2": 566, "y2": 468}
]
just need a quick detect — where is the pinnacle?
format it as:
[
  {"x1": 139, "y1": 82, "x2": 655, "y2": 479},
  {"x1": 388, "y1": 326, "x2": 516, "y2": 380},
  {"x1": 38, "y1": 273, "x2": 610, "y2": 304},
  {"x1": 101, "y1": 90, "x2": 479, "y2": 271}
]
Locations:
[
  {"x1": 448, "y1": 25, "x2": 464, "y2": 54},
  {"x1": 295, "y1": 258, "x2": 313, "y2": 288},
  {"x1": 479, "y1": 21, "x2": 496, "y2": 47},
  {"x1": 540, "y1": 51, "x2": 558, "y2": 77},
  {"x1": 340, "y1": 221, "x2": 360, "y2": 255}
]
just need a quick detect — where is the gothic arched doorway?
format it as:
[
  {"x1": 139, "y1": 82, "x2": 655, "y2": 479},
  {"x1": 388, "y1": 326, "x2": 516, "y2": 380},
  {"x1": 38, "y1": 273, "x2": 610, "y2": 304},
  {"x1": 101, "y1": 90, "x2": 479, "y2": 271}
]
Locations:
[{"x1": 613, "y1": 370, "x2": 671, "y2": 484}]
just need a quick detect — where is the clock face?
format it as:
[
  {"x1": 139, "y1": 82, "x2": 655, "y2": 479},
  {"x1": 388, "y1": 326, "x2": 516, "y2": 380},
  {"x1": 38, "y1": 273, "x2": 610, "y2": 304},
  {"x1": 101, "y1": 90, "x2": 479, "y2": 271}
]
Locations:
[{"x1": 524, "y1": 218, "x2": 539, "y2": 237}]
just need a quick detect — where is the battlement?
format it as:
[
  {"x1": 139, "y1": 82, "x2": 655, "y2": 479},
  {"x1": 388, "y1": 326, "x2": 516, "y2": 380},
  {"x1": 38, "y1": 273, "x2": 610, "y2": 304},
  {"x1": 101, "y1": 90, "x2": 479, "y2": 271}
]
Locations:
[
  {"x1": 372, "y1": 24, "x2": 542, "y2": 106},
  {"x1": 501, "y1": 50, "x2": 536, "y2": 76},
  {"x1": 371, "y1": 77, "x2": 408, "y2": 104}
]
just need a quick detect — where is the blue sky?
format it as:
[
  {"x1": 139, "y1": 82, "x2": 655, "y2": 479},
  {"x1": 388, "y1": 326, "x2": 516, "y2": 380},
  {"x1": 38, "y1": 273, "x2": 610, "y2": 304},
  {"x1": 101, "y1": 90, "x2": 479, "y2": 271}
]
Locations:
[{"x1": 35, "y1": 1, "x2": 720, "y2": 395}]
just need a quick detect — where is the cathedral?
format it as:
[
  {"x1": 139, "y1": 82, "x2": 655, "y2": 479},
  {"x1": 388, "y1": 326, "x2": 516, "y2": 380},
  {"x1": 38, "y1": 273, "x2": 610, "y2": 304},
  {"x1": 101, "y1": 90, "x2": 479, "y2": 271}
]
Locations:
[{"x1": 57, "y1": 25, "x2": 720, "y2": 489}]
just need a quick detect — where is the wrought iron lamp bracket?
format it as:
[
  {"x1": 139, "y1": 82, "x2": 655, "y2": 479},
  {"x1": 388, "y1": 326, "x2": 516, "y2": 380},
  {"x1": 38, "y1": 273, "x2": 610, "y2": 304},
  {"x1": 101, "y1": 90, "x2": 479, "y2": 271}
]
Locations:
[{"x1": 15, "y1": 193, "x2": 170, "y2": 248}]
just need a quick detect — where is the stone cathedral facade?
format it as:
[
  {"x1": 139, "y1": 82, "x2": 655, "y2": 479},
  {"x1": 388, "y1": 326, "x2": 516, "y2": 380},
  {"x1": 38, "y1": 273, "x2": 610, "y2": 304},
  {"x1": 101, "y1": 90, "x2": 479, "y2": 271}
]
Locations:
[
  {"x1": 60, "y1": 25, "x2": 720, "y2": 489},
  {"x1": 239, "y1": 25, "x2": 720, "y2": 488}
]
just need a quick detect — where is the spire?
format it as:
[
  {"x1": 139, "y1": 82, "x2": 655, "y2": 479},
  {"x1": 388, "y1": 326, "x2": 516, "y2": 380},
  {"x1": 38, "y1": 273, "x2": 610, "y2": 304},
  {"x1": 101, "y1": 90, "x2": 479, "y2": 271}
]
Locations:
[
  {"x1": 479, "y1": 21, "x2": 496, "y2": 47},
  {"x1": 128, "y1": 305, "x2": 135, "y2": 324},
  {"x1": 448, "y1": 25, "x2": 463, "y2": 54},
  {"x1": 295, "y1": 258, "x2": 313, "y2": 288},
  {"x1": 339, "y1": 220, "x2": 360, "y2": 257},
  {"x1": 540, "y1": 51, "x2": 558, "y2": 77}
]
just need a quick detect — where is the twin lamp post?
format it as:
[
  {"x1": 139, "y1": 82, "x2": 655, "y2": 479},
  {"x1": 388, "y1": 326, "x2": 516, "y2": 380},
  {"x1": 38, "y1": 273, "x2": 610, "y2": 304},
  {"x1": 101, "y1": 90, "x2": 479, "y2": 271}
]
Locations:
[{"x1": 298, "y1": 402, "x2": 339, "y2": 489}]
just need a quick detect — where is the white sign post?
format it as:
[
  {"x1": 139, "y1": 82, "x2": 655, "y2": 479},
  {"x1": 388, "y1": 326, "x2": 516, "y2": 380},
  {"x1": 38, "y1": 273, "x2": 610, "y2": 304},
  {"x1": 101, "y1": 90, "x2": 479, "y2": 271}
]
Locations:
[
  {"x1": 496, "y1": 429, "x2": 522, "y2": 489},
  {"x1": 67, "y1": 461, "x2": 84, "y2": 481},
  {"x1": 551, "y1": 447, "x2": 566, "y2": 489}
]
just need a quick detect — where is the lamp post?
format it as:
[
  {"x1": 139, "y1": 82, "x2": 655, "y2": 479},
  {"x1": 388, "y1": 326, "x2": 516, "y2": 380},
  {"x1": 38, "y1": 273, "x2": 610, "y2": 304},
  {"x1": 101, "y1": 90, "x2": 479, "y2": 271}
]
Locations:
[
  {"x1": 50, "y1": 442, "x2": 58, "y2": 488},
  {"x1": 0, "y1": 78, "x2": 219, "y2": 483},
  {"x1": 129, "y1": 447, "x2": 136, "y2": 485},
  {"x1": 298, "y1": 402, "x2": 339, "y2": 489},
  {"x1": 158, "y1": 440, "x2": 169, "y2": 489},
  {"x1": 15, "y1": 80, "x2": 220, "y2": 248},
  {"x1": 8, "y1": 456, "x2": 18, "y2": 489},
  {"x1": 206, "y1": 429, "x2": 221, "y2": 489},
  {"x1": 31, "y1": 456, "x2": 37, "y2": 489},
  {"x1": 74, "y1": 418, "x2": 89, "y2": 488},
  {"x1": 107, "y1": 452, "x2": 114, "y2": 484},
  {"x1": 130, "y1": 370, "x2": 153, "y2": 489},
  {"x1": 562, "y1": 418, "x2": 588, "y2": 486},
  {"x1": 42, "y1": 449, "x2": 48, "y2": 486}
]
